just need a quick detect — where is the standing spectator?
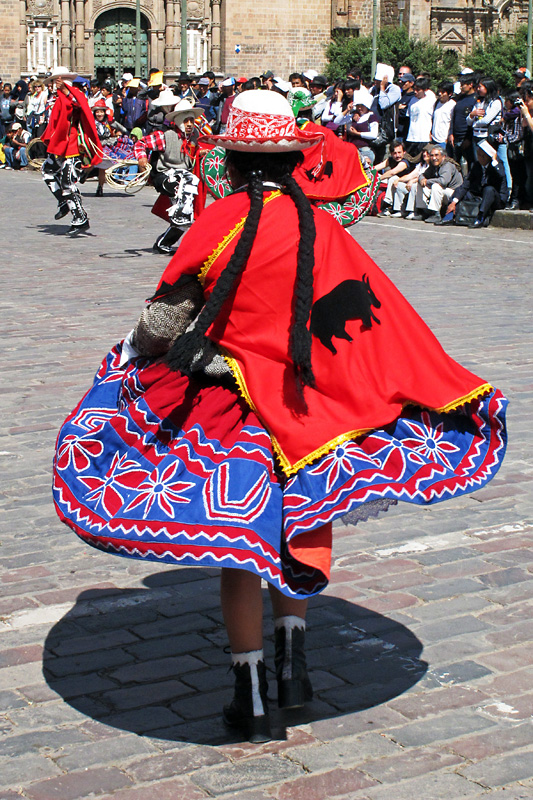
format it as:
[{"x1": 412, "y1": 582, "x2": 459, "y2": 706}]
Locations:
[
  {"x1": 501, "y1": 92, "x2": 525, "y2": 209},
  {"x1": 219, "y1": 77, "x2": 237, "y2": 133},
  {"x1": 289, "y1": 73, "x2": 305, "y2": 88},
  {"x1": 320, "y1": 81, "x2": 343, "y2": 131},
  {"x1": 122, "y1": 80, "x2": 148, "y2": 132},
  {"x1": 514, "y1": 68, "x2": 531, "y2": 91},
  {"x1": 468, "y1": 77, "x2": 510, "y2": 199},
  {"x1": 442, "y1": 140, "x2": 508, "y2": 227},
  {"x1": 432, "y1": 81, "x2": 455, "y2": 148},
  {"x1": 25, "y1": 80, "x2": 49, "y2": 137},
  {"x1": 414, "y1": 145, "x2": 463, "y2": 223},
  {"x1": 396, "y1": 72, "x2": 416, "y2": 141},
  {"x1": 518, "y1": 81, "x2": 533, "y2": 209},
  {"x1": 195, "y1": 77, "x2": 217, "y2": 123},
  {"x1": 370, "y1": 66, "x2": 401, "y2": 160},
  {"x1": 308, "y1": 75, "x2": 329, "y2": 121},
  {"x1": 405, "y1": 77, "x2": 435, "y2": 156},
  {"x1": 343, "y1": 89, "x2": 379, "y2": 165},
  {"x1": 448, "y1": 73, "x2": 477, "y2": 173},
  {"x1": 0, "y1": 83, "x2": 13, "y2": 137}
]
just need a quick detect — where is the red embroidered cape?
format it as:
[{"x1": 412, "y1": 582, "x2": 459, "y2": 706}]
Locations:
[
  {"x1": 294, "y1": 121, "x2": 369, "y2": 200},
  {"x1": 42, "y1": 85, "x2": 102, "y2": 166},
  {"x1": 154, "y1": 190, "x2": 491, "y2": 475}
]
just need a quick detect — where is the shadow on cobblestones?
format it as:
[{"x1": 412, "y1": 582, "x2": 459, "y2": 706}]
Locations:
[{"x1": 42, "y1": 569, "x2": 428, "y2": 745}]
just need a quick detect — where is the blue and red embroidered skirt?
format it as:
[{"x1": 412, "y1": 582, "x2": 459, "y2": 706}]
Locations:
[{"x1": 53, "y1": 343, "x2": 507, "y2": 597}]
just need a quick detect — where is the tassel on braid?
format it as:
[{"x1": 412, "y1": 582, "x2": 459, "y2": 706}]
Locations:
[
  {"x1": 281, "y1": 173, "x2": 316, "y2": 398},
  {"x1": 167, "y1": 171, "x2": 265, "y2": 375}
]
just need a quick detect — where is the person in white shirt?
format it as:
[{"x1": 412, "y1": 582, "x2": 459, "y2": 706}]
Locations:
[
  {"x1": 406, "y1": 77, "x2": 435, "y2": 155},
  {"x1": 431, "y1": 81, "x2": 455, "y2": 149}
]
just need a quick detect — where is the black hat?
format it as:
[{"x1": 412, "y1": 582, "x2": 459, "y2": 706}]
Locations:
[
  {"x1": 261, "y1": 70, "x2": 274, "y2": 80},
  {"x1": 178, "y1": 72, "x2": 192, "y2": 83},
  {"x1": 310, "y1": 74, "x2": 328, "y2": 87}
]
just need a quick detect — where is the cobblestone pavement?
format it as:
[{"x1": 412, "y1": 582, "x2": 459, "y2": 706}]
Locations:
[{"x1": 1, "y1": 169, "x2": 533, "y2": 800}]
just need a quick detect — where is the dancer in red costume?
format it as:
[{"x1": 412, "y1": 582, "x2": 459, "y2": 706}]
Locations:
[
  {"x1": 54, "y1": 91, "x2": 507, "y2": 742},
  {"x1": 41, "y1": 67, "x2": 102, "y2": 236}
]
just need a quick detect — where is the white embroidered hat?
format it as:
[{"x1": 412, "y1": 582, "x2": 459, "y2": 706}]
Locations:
[{"x1": 200, "y1": 89, "x2": 323, "y2": 152}]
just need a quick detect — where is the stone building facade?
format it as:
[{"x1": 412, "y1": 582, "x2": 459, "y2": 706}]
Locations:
[{"x1": 0, "y1": 0, "x2": 530, "y2": 84}]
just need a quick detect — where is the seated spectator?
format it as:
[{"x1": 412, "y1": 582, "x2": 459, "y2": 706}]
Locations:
[
  {"x1": 406, "y1": 77, "x2": 435, "y2": 156},
  {"x1": 440, "y1": 140, "x2": 508, "y2": 227},
  {"x1": 320, "y1": 81, "x2": 344, "y2": 131},
  {"x1": 375, "y1": 140, "x2": 416, "y2": 215},
  {"x1": 414, "y1": 145, "x2": 463, "y2": 223},
  {"x1": 309, "y1": 75, "x2": 329, "y2": 121},
  {"x1": 397, "y1": 146, "x2": 432, "y2": 218},
  {"x1": 432, "y1": 81, "x2": 455, "y2": 149},
  {"x1": 3, "y1": 122, "x2": 30, "y2": 169}
]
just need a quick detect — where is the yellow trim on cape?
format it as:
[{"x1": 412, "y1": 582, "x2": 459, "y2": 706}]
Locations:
[
  {"x1": 224, "y1": 352, "x2": 495, "y2": 477},
  {"x1": 199, "y1": 190, "x2": 282, "y2": 286}
]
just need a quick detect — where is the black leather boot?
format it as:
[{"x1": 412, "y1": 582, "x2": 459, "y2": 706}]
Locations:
[
  {"x1": 275, "y1": 618, "x2": 313, "y2": 709},
  {"x1": 223, "y1": 654, "x2": 272, "y2": 743},
  {"x1": 153, "y1": 226, "x2": 183, "y2": 255}
]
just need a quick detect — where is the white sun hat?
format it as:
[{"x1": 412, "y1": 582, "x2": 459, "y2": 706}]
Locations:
[
  {"x1": 43, "y1": 66, "x2": 78, "y2": 84},
  {"x1": 164, "y1": 98, "x2": 197, "y2": 126},
  {"x1": 200, "y1": 89, "x2": 323, "y2": 152}
]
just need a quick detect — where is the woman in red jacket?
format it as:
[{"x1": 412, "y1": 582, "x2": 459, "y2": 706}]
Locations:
[{"x1": 53, "y1": 90, "x2": 507, "y2": 742}]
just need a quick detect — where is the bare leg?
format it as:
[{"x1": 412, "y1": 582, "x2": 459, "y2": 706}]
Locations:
[
  {"x1": 98, "y1": 169, "x2": 105, "y2": 187},
  {"x1": 220, "y1": 568, "x2": 263, "y2": 652},
  {"x1": 268, "y1": 584, "x2": 308, "y2": 621}
]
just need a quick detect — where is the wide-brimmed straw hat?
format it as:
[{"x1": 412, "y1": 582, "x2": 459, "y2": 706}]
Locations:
[
  {"x1": 200, "y1": 90, "x2": 323, "y2": 152},
  {"x1": 44, "y1": 66, "x2": 78, "y2": 84},
  {"x1": 165, "y1": 98, "x2": 197, "y2": 126},
  {"x1": 151, "y1": 88, "x2": 181, "y2": 108}
]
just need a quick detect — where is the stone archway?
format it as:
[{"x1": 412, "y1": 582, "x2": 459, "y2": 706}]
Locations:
[{"x1": 94, "y1": 8, "x2": 149, "y2": 80}]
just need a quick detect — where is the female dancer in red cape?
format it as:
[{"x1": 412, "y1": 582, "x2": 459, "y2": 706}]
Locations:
[{"x1": 53, "y1": 90, "x2": 507, "y2": 742}]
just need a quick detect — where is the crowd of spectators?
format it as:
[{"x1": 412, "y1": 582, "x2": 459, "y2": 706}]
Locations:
[{"x1": 1, "y1": 62, "x2": 532, "y2": 227}]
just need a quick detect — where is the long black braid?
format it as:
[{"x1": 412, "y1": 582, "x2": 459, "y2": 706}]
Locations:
[{"x1": 166, "y1": 149, "x2": 317, "y2": 402}]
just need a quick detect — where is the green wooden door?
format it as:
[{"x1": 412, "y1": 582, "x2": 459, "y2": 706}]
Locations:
[{"x1": 94, "y1": 8, "x2": 148, "y2": 78}]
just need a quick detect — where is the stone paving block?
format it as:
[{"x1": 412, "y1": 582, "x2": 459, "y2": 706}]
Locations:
[
  {"x1": 398, "y1": 594, "x2": 487, "y2": 623},
  {"x1": 100, "y1": 776, "x2": 209, "y2": 800},
  {"x1": 478, "y1": 567, "x2": 533, "y2": 588},
  {"x1": 55, "y1": 734, "x2": 158, "y2": 771},
  {"x1": 388, "y1": 685, "x2": 490, "y2": 721},
  {"x1": 129, "y1": 613, "x2": 209, "y2": 640},
  {"x1": 414, "y1": 614, "x2": 494, "y2": 642},
  {"x1": 191, "y1": 755, "x2": 304, "y2": 795},
  {"x1": 0, "y1": 644, "x2": 44, "y2": 668},
  {"x1": 43, "y1": 647, "x2": 136, "y2": 678},
  {"x1": 23, "y1": 766, "x2": 133, "y2": 800},
  {"x1": 486, "y1": 667, "x2": 533, "y2": 697},
  {"x1": 170, "y1": 688, "x2": 236, "y2": 720},
  {"x1": 386, "y1": 708, "x2": 497, "y2": 747},
  {"x1": 47, "y1": 629, "x2": 140, "y2": 657},
  {"x1": 273, "y1": 766, "x2": 379, "y2": 800},
  {"x1": 418, "y1": 659, "x2": 492, "y2": 688},
  {"x1": 108, "y1": 654, "x2": 205, "y2": 683},
  {"x1": 364, "y1": 770, "x2": 483, "y2": 799},
  {"x1": 0, "y1": 728, "x2": 92, "y2": 759},
  {"x1": 124, "y1": 744, "x2": 228, "y2": 781},
  {"x1": 459, "y1": 750, "x2": 533, "y2": 789},
  {"x1": 408, "y1": 577, "x2": 486, "y2": 601},
  {"x1": 216, "y1": 728, "x2": 318, "y2": 761},
  {"x1": 102, "y1": 679, "x2": 191, "y2": 711},
  {"x1": 6, "y1": 700, "x2": 97, "y2": 730},
  {"x1": 361, "y1": 745, "x2": 465, "y2": 783},
  {"x1": 124, "y1": 633, "x2": 209, "y2": 660},
  {"x1": 102, "y1": 705, "x2": 183, "y2": 734},
  {"x1": 0, "y1": 688, "x2": 29, "y2": 710},
  {"x1": 287, "y1": 730, "x2": 400, "y2": 771},
  {"x1": 0, "y1": 753, "x2": 62, "y2": 790},
  {"x1": 465, "y1": 789, "x2": 533, "y2": 800},
  {"x1": 310, "y1": 706, "x2": 408, "y2": 741},
  {"x1": 411, "y1": 546, "x2": 480, "y2": 565},
  {"x1": 477, "y1": 642, "x2": 533, "y2": 672}
]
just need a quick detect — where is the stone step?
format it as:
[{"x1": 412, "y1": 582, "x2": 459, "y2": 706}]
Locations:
[{"x1": 492, "y1": 209, "x2": 533, "y2": 230}]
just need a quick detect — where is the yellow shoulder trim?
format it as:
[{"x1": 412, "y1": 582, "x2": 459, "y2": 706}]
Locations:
[{"x1": 199, "y1": 190, "x2": 282, "y2": 286}]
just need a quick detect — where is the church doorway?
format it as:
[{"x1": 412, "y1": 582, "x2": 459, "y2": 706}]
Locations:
[{"x1": 94, "y1": 8, "x2": 149, "y2": 81}]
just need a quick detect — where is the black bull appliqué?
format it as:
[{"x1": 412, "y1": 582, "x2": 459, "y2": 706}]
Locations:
[{"x1": 310, "y1": 275, "x2": 381, "y2": 355}]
